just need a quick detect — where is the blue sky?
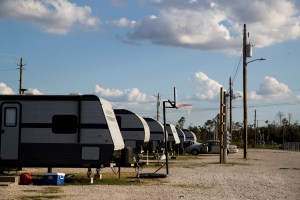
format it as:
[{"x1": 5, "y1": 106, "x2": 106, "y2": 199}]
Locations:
[{"x1": 0, "y1": 0, "x2": 300, "y2": 127}]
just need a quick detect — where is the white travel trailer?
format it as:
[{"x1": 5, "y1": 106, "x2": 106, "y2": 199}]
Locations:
[
  {"x1": 176, "y1": 127, "x2": 186, "y2": 143},
  {"x1": 166, "y1": 124, "x2": 180, "y2": 144},
  {"x1": 0, "y1": 94, "x2": 124, "y2": 169},
  {"x1": 166, "y1": 124, "x2": 180, "y2": 153},
  {"x1": 143, "y1": 118, "x2": 165, "y2": 153},
  {"x1": 114, "y1": 109, "x2": 150, "y2": 154},
  {"x1": 183, "y1": 129, "x2": 197, "y2": 142},
  {"x1": 175, "y1": 127, "x2": 186, "y2": 155}
]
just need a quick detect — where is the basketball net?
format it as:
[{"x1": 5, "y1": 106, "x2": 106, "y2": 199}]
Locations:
[{"x1": 177, "y1": 104, "x2": 193, "y2": 116}]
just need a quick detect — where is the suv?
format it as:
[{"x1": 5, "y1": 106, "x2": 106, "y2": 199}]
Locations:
[{"x1": 186, "y1": 140, "x2": 220, "y2": 155}]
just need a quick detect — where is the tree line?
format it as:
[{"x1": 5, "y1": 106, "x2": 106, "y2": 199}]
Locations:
[{"x1": 176, "y1": 111, "x2": 300, "y2": 146}]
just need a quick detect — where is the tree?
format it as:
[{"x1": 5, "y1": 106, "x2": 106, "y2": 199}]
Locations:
[
  {"x1": 277, "y1": 111, "x2": 285, "y2": 126},
  {"x1": 176, "y1": 117, "x2": 186, "y2": 129}
]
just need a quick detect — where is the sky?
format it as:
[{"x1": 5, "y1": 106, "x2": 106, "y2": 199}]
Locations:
[{"x1": 0, "y1": 0, "x2": 300, "y2": 128}]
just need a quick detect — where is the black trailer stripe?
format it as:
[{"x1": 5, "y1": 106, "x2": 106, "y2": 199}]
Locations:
[{"x1": 21, "y1": 123, "x2": 109, "y2": 129}]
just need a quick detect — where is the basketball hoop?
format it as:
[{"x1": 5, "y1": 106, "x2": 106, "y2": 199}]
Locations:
[{"x1": 177, "y1": 104, "x2": 193, "y2": 115}]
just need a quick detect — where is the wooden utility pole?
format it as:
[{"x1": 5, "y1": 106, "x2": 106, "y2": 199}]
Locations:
[
  {"x1": 254, "y1": 110, "x2": 257, "y2": 147},
  {"x1": 18, "y1": 57, "x2": 26, "y2": 95},
  {"x1": 219, "y1": 87, "x2": 224, "y2": 163},
  {"x1": 229, "y1": 77, "x2": 233, "y2": 140},
  {"x1": 223, "y1": 90, "x2": 227, "y2": 163},
  {"x1": 243, "y1": 24, "x2": 248, "y2": 159},
  {"x1": 156, "y1": 93, "x2": 160, "y2": 121}
]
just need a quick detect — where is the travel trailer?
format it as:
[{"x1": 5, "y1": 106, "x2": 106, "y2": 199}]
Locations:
[
  {"x1": 183, "y1": 129, "x2": 197, "y2": 142},
  {"x1": 114, "y1": 109, "x2": 150, "y2": 154},
  {"x1": 175, "y1": 127, "x2": 186, "y2": 154},
  {"x1": 176, "y1": 127, "x2": 186, "y2": 143},
  {"x1": 0, "y1": 94, "x2": 125, "y2": 169},
  {"x1": 166, "y1": 124, "x2": 180, "y2": 154},
  {"x1": 143, "y1": 118, "x2": 165, "y2": 153}
]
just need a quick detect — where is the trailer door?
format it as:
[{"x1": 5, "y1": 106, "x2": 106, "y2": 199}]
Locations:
[{"x1": 0, "y1": 103, "x2": 20, "y2": 160}]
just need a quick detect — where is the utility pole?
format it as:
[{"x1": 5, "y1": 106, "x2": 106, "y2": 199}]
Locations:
[
  {"x1": 223, "y1": 90, "x2": 228, "y2": 163},
  {"x1": 254, "y1": 110, "x2": 257, "y2": 148},
  {"x1": 18, "y1": 57, "x2": 26, "y2": 95},
  {"x1": 243, "y1": 24, "x2": 248, "y2": 159},
  {"x1": 229, "y1": 77, "x2": 233, "y2": 141},
  {"x1": 219, "y1": 87, "x2": 225, "y2": 164},
  {"x1": 156, "y1": 93, "x2": 160, "y2": 121}
]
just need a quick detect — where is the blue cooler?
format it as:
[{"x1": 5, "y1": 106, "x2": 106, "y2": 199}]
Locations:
[{"x1": 43, "y1": 173, "x2": 65, "y2": 185}]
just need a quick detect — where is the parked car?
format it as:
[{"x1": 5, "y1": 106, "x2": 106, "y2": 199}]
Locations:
[
  {"x1": 186, "y1": 140, "x2": 218, "y2": 155},
  {"x1": 183, "y1": 140, "x2": 198, "y2": 148},
  {"x1": 186, "y1": 140, "x2": 238, "y2": 155}
]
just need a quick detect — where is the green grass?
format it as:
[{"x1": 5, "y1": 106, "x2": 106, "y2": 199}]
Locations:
[
  {"x1": 20, "y1": 187, "x2": 65, "y2": 200},
  {"x1": 65, "y1": 172, "x2": 140, "y2": 185}
]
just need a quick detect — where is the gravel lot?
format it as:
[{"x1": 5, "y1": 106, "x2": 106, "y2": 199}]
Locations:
[{"x1": 1, "y1": 149, "x2": 299, "y2": 200}]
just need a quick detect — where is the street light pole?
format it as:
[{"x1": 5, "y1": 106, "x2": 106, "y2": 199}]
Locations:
[
  {"x1": 243, "y1": 24, "x2": 266, "y2": 160},
  {"x1": 243, "y1": 24, "x2": 248, "y2": 159}
]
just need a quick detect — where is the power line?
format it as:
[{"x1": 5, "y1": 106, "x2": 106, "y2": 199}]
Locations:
[
  {"x1": 0, "y1": 58, "x2": 16, "y2": 64},
  {"x1": 232, "y1": 50, "x2": 243, "y2": 85},
  {"x1": 0, "y1": 68, "x2": 17, "y2": 71},
  {"x1": 0, "y1": 52, "x2": 19, "y2": 58}
]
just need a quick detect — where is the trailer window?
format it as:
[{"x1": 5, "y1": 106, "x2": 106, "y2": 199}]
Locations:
[
  {"x1": 52, "y1": 115, "x2": 77, "y2": 134},
  {"x1": 4, "y1": 107, "x2": 17, "y2": 127}
]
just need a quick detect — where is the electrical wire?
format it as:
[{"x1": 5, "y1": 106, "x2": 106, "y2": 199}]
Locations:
[
  {"x1": 0, "y1": 52, "x2": 19, "y2": 57},
  {"x1": 232, "y1": 50, "x2": 243, "y2": 85},
  {"x1": 0, "y1": 68, "x2": 17, "y2": 71},
  {"x1": 0, "y1": 59, "x2": 16, "y2": 64}
]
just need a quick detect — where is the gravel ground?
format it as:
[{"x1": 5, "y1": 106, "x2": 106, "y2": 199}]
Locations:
[{"x1": 1, "y1": 149, "x2": 300, "y2": 200}]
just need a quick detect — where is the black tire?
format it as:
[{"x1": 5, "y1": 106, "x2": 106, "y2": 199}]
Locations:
[{"x1": 191, "y1": 149, "x2": 199, "y2": 155}]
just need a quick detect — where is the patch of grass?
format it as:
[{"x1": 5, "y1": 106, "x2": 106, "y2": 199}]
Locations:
[
  {"x1": 223, "y1": 162, "x2": 252, "y2": 166},
  {"x1": 19, "y1": 195, "x2": 65, "y2": 200},
  {"x1": 20, "y1": 187, "x2": 64, "y2": 200},
  {"x1": 173, "y1": 155, "x2": 204, "y2": 160},
  {"x1": 64, "y1": 172, "x2": 142, "y2": 186},
  {"x1": 40, "y1": 187, "x2": 62, "y2": 194}
]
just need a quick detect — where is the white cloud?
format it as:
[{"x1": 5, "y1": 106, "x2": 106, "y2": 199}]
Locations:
[
  {"x1": 257, "y1": 76, "x2": 291, "y2": 98},
  {"x1": 108, "y1": 18, "x2": 136, "y2": 28},
  {"x1": 0, "y1": 82, "x2": 43, "y2": 95},
  {"x1": 125, "y1": 0, "x2": 300, "y2": 51},
  {"x1": 297, "y1": 95, "x2": 300, "y2": 100},
  {"x1": 189, "y1": 72, "x2": 223, "y2": 101},
  {"x1": 248, "y1": 76, "x2": 291, "y2": 101},
  {"x1": 248, "y1": 91, "x2": 263, "y2": 101},
  {"x1": 25, "y1": 88, "x2": 43, "y2": 95},
  {"x1": 94, "y1": 84, "x2": 156, "y2": 103},
  {"x1": 0, "y1": 82, "x2": 15, "y2": 94},
  {"x1": 0, "y1": 0, "x2": 100, "y2": 35}
]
